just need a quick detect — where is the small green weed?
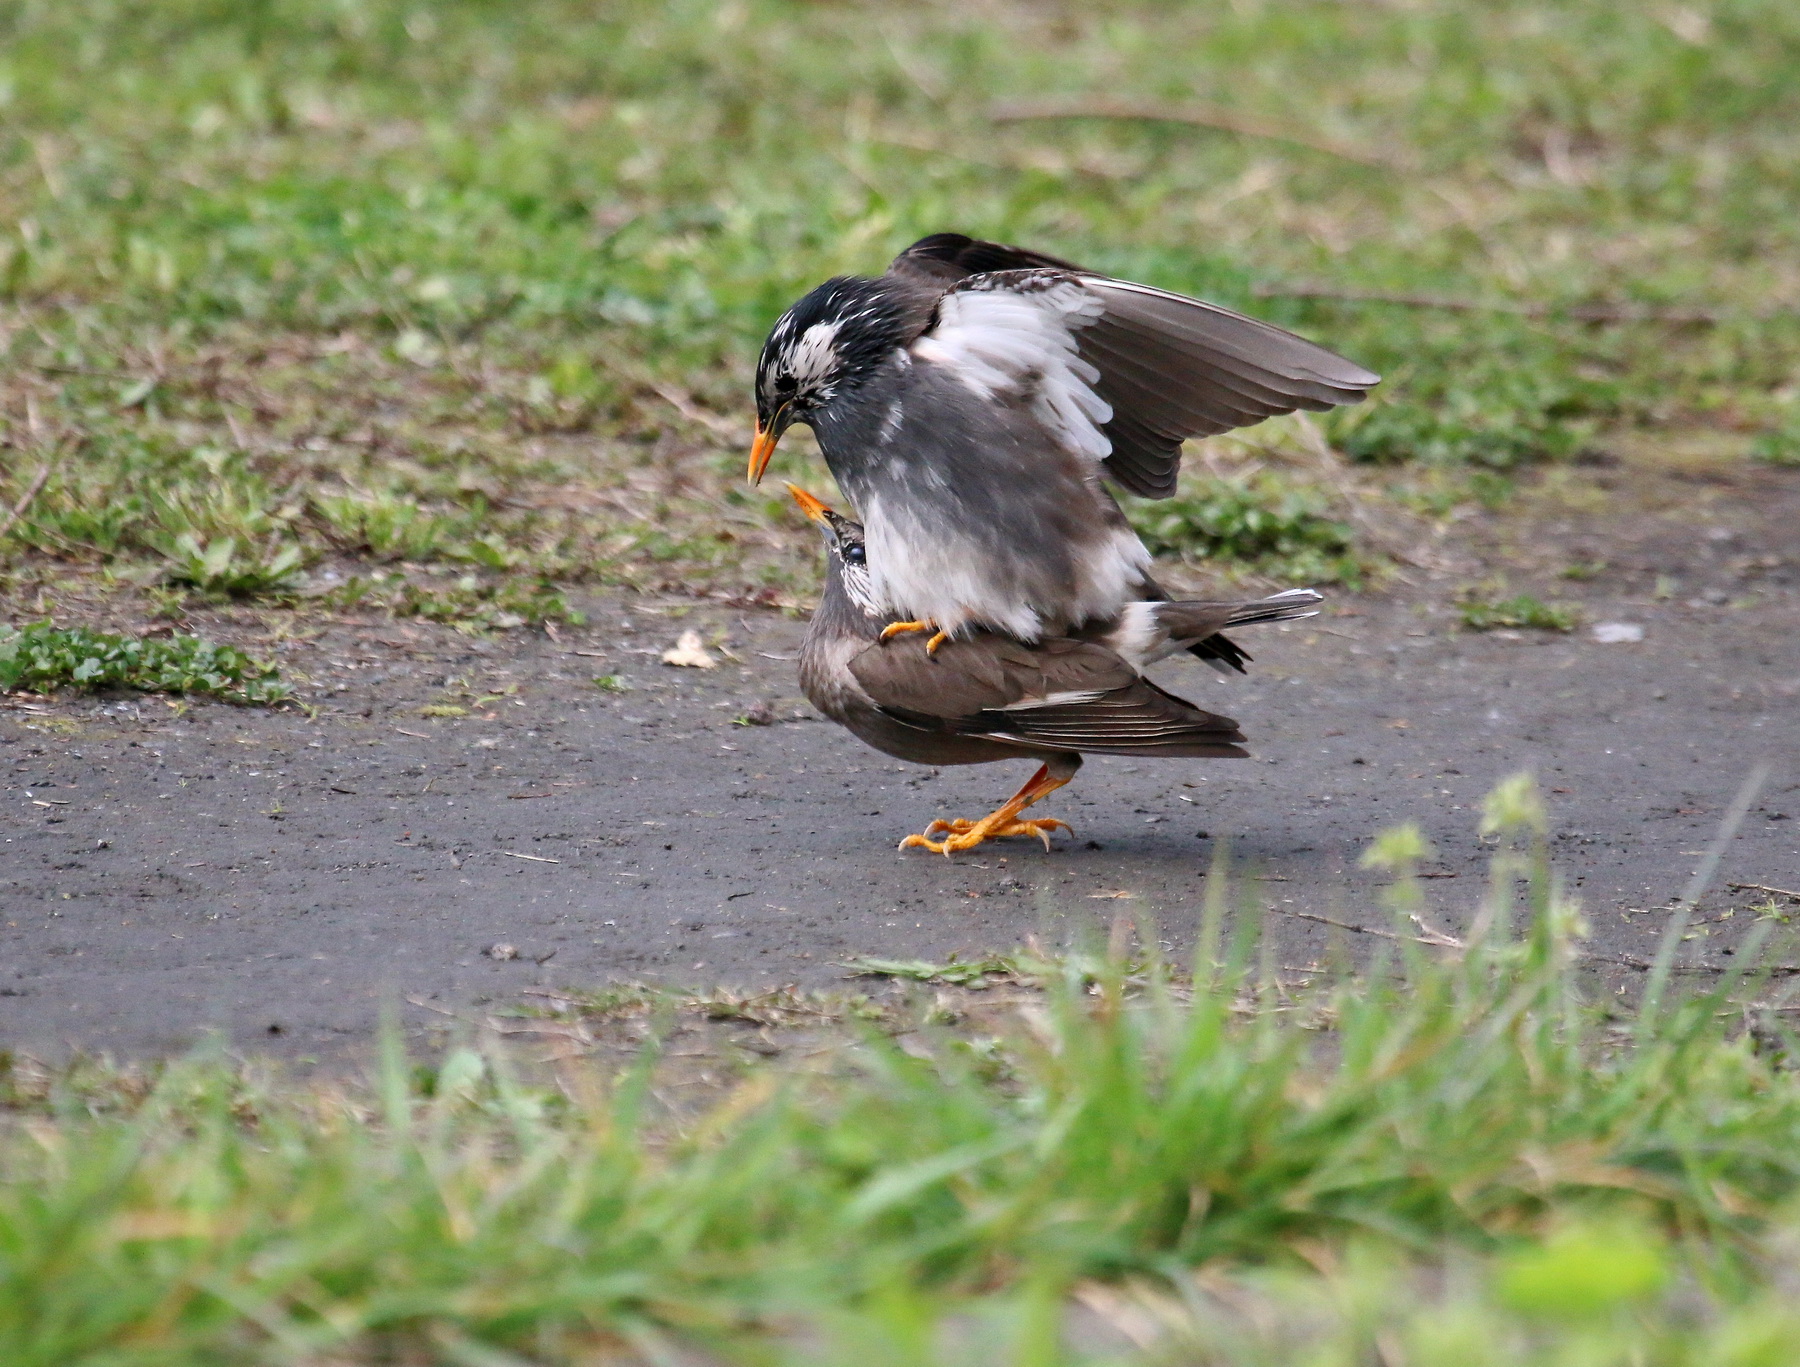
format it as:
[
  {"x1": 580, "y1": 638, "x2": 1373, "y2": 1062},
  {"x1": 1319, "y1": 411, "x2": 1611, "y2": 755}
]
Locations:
[
  {"x1": 317, "y1": 574, "x2": 582, "y2": 634},
  {"x1": 311, "y1": 492, "x2": 481, "y2": 562},
  {"x1": 1459, "y1": 593, "x2": 1579, "y2": 632},
  {"x1": 159, "y1": 533, "x2": 306, "y2": 599},
  {"x1": 1127, "y1": 473, "x2": 1364, "y2": 583},
  {"x1": 1324, "y1": 354, "x2": 1601, "y2": 470},
  {"x1": 0, "y1": 623, "x2": 291, "y2": 704},
  {"x1": 844, "y1": 954, "x2": 1024, "y2": 988},
  {"x1": 1560, "y1": 559, "x2": 1609, "y2": 581},
  {"x1": 590, "y1": 674, "x2": 628, "y2": 693},
  {"x1": 390, "y1": 577, "x2": 581, "y2": 633},
  {"x1": 1749, "y1": 421, "x2": 1800, "y2": 467}
]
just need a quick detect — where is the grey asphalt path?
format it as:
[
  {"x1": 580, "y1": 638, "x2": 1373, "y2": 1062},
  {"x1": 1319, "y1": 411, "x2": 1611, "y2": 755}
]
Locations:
[{"x1": 3, "y1": 581, "x2": 1796, "y2": 1062}]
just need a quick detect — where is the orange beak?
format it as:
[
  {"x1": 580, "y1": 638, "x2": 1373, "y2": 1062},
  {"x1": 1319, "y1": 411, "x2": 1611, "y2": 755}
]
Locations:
[
  {"x1": 747, "y1": 408, "x2": 789, "y2": 484},
  {"x1": 783, "y1": 482, "x2": 833, "y2": 527}
]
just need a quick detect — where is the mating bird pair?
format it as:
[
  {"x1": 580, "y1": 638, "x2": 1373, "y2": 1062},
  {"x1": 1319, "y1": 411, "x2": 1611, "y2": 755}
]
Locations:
[{"x1": 749, "y1": 234, "x2": 1377, "y2": 853}]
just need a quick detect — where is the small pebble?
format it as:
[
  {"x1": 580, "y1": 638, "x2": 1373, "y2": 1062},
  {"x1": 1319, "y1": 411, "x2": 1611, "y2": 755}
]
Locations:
[{"x1": 486, "y1": 943, "x2": 518, "y2": 961}]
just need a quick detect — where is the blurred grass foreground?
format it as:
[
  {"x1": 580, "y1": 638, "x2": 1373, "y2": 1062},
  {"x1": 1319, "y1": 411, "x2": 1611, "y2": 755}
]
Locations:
[
  {"x1": 4, "y1": 782, "x2": 1800, "y2": 1363},
  {"x1": 2, "y1": 0, "x2": 1799, "y2": 607}
]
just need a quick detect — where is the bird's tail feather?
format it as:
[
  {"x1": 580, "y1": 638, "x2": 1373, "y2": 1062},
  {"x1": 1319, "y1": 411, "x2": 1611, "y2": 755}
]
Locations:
[{"x1": 1222, "y1": 587, "x2": 1324, "y2": 628}]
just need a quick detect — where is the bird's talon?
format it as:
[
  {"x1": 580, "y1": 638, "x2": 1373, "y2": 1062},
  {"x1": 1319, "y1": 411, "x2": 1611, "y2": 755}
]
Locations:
[
  {"x1": 924, "y1": 630, "x2": 950, "y2": 656},
  {"x1": 898, "y1": 814, "x2": 1070, "y2": 855},
  {"x1": 880, "y1": 619, "x2": 937, "y2": 644},
  {"x1": 898, "y1": 831, "x2": 950, "y2": 854}
]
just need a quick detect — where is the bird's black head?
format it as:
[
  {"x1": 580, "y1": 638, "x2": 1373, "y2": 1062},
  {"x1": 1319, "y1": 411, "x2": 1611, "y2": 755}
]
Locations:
[{"x1": 749, "y1": 275, "x2": 915, "y2": 484}]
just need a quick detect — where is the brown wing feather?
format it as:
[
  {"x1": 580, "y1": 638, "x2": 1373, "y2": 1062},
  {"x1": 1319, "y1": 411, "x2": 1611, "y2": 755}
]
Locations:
[
  {"x1": 848, "y1": 631, "x2": 1246, "y2": 758},
  {"x1": 885, "y1": 234, "x2": 1378, "y2": 499},
  {"x1": 971, "y1": 675, "x2": 1247, "y2": 758},
  {"x1": 848, "y1": 633, "x2": 1136, "y2": 719},
  {"x1": 1079, "y1": 280, "x2": 1378, "y2": 497}
]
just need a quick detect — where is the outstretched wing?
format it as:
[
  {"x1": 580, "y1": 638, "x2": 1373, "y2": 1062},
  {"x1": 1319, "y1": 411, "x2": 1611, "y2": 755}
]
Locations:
[
  {"x1": 1076, "y1": 278, "x2": 1377, "y2": 496},
  {"x1": 848, "y1": 632, "x2": 1247, "y2": 759},
  {"x1": 888, "y1": 234, "x2": 1378, "y2": 498}
]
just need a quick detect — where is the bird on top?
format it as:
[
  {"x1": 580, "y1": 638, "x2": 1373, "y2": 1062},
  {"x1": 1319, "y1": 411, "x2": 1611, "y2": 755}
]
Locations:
[{"x1": 749, "y1": 233, "x2": 1376, "y2": 653}]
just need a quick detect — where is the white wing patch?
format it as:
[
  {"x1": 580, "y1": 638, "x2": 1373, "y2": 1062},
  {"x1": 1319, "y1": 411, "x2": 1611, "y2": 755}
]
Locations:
[
  {"x1": 1099, "y1": 601, "x2": 1172, "y2": 670},
  {"x1": 910, "y1": 279, "x2": 1113, "y2": 461},
  {"x1": 997, "y1": 690, "x2": 1109, "y2": 711}
]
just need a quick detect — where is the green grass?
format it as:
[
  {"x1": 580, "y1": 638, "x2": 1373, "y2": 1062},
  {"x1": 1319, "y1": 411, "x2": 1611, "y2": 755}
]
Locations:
[
  {"x1": 3, "y1": 780, "x2": 1800, "y2": 1363},
  {"x1": 4, "y1": 0, "x2": 1800, "y2": 611},
  {"x1": 315, "y1": 570, "x2": 584, "y2": 633},
  {"x1": 1459, "y1": 592, "x2": 1581, "y2": 632},
  {"x1": 1750, "y1": 417, "x2": 1800, "y2": 467},
  {"x1": 1125, "y1": 470, "x2": 1366, "y2": 585},
  {"x1": 0, "y1": 621, "x2": 291, "y2": 703}
]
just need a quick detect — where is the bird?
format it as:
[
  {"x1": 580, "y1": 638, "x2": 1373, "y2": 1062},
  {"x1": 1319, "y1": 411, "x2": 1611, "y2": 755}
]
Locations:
[
  {"x1": 785, "y1": 483, "x2": 1322, "y2": 855},
  {"x1": 749, "y1": 233, "x2": 1376, "y2": 651}
]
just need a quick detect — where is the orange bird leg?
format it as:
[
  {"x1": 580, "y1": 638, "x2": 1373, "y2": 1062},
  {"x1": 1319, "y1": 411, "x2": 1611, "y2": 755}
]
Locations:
[
  {"x1": 879, "y1": 620, "x2": 951, "y2": 656},
  {"x1": 879, "y1": 619, "x2": 937, "y2": 644},
  {"x1": 900, "y1": 763, "x2": 1074, "y2": 856}
]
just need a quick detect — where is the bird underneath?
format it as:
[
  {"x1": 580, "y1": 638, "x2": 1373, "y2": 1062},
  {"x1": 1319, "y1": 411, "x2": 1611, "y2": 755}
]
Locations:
[
  {"x1": 786, "y1": 483, "x2": 1322, "y2": 855},
  {"x1": 750, "y1": 233, "x2": 1376, "y2": 649}
]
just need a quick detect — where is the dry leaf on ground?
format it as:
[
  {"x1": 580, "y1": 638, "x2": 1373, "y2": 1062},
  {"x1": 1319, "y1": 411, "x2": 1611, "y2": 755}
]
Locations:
[{"x1": 662, "y1": 629, "x2": 717, "y2": 669}]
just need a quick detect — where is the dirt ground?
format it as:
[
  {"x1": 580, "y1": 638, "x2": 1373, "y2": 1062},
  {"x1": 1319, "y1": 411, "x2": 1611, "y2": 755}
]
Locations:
[{"x1": 3, "y1": 439, "x2": 1797, "y2": 1063}]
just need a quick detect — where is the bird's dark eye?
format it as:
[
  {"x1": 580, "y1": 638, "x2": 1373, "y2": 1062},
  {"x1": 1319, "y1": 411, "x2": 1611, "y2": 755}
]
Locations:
[
  {"x1": 843, "y1": 543, "x2": 865, "y2": 565},
  {"x1": 774, "y1": 375, "x2": 798, "y2": 396}
]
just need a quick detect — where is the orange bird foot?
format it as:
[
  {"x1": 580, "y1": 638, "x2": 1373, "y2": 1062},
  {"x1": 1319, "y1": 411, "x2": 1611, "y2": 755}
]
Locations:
[
  {"x1": 898, "y1": 762, "x2": 1075, "y2": 857},
  {"x1": 899, "y1": 815, "x2": 1072, "y2": 856},
  {"x1": 879, "y1": 619, "x2": 951, "y2": 655}
]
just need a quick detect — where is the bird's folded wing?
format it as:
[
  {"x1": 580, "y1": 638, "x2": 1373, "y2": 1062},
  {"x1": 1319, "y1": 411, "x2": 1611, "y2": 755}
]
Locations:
[
  {"x1": 970, "y1": 677, "x2": 1247, "y2": 756},
  {"x1": 849, "y1": 633, "x2": 1246, "y2": 757},
  {"x1": 849, "y1": 634, "x2": 1136, "y2": 720}
]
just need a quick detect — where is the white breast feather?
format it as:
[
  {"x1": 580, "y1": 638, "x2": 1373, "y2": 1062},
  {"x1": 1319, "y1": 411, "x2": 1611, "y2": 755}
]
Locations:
[
  {"x1": 861, "y1": 491, "x2": 1151, "y2": 640},
  {"x1": 863, "y1": 493, "x2": 1045, "y2": 640},
  {"x1": 910, "y1": 281, "x2": 1113, "y2": 461}
]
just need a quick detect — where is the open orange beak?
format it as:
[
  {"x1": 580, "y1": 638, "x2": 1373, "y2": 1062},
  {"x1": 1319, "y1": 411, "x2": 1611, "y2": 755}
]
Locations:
[
  {"x1": 783, "y1": 482, "x2": 833, "y2": 527},
  {"x1": 747, "y1": 406, "x2": 790, "y2": 484}
]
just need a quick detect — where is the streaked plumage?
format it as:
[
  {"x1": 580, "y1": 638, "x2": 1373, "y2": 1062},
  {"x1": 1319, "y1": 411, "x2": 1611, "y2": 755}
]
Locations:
[{"x1": 751, "y1": 233, "x2": 1376, "y2": 644}]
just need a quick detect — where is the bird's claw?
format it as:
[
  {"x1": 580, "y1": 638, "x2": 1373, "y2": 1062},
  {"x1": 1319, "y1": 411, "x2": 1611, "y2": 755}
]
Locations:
[
  {"x1": 879, "y1": 620, "x2": 952, "y2": 656},
  {"x1": 880, "y1": 619, "x2": 935, "y2": 643},
  {"x1": 899, "y1": 816, "x2": 1071, "y2": 856}
]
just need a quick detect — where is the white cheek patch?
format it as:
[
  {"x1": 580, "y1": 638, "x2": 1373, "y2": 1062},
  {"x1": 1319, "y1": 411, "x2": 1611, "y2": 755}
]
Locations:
[
  {"x1": 842, "y1": 564, "x2": 882, "y2": 617},
  {"x1": 912, "y1": 280, "x2": 1113, "y2": 462},
  {"x1": 787, "y1": 321, "x2": 843, "y2": 389}
]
